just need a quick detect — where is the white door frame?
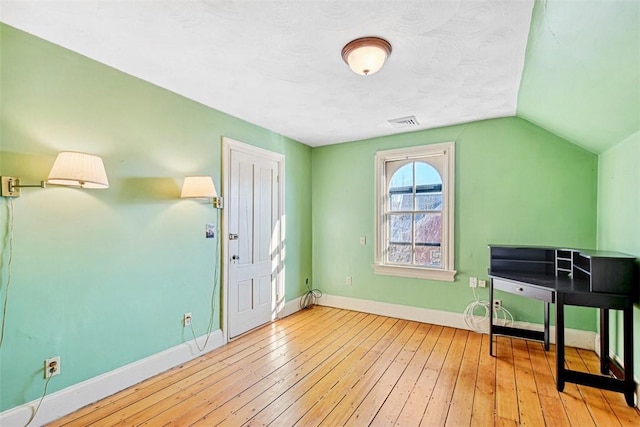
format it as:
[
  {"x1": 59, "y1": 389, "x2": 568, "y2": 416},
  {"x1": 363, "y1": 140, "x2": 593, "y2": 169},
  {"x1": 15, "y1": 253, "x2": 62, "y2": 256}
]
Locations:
[{"x1": 221, "y1": 137, "x2": 285, "y2": 343}]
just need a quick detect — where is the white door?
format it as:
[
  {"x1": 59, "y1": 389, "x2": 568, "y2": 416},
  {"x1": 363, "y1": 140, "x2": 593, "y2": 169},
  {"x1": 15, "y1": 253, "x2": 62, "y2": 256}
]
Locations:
[{"x1": 227, "y1": 146, "x2": 280, "y2": 338}]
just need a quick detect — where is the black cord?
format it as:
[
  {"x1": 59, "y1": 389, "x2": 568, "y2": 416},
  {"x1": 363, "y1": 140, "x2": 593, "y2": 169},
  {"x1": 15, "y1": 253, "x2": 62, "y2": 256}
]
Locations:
[{"x1": 300, "y1": 281, "x2": 322, "y2": 310}]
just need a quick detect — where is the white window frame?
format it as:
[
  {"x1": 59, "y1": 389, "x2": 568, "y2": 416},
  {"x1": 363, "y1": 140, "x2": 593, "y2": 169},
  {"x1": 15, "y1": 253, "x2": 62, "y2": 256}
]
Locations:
[{"x1": 373, "y1": 142, "x2": 456, "y2": 282}]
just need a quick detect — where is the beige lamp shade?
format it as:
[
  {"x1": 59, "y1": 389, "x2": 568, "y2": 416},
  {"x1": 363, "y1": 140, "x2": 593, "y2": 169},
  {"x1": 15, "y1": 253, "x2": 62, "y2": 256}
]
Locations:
[
  {"x1": 181, "y1": 176, "x2": 218, "y2": 199},
  {"x1": 47, "y1": 151, "x2": 109, "y2": 189}
]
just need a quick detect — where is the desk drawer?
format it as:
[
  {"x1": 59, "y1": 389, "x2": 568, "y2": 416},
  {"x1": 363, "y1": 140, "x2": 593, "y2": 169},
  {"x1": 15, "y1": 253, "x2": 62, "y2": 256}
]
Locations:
[{"x1": 493, "y1": 278, "x2": 554, "y2": 303}]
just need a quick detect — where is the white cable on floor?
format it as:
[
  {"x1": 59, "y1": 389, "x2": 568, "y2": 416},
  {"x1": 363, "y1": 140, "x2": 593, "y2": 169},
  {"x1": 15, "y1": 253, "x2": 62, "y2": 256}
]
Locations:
[
  {"x1": 463, "y1": 287, "x2": 514, "y2": 334},
  {"x1": 24, "y1": 375, "x2": 53, "y2": 426}
]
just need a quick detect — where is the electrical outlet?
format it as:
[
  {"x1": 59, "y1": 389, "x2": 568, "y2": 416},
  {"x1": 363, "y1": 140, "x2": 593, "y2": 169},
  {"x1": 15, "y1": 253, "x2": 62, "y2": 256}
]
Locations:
[
  {"x1": 346, "y1": 276, "x2": 352, "y2": 286},
  {"x1": 45, "y1": 356, "x2": 60, "y2": 379},
  {"x1": 493, "y1": 299, "x2": 502, "y2": 309},
  {"x1": 183, "y1": 313, "x2": 192, "y2": 327},
  {"x1": 469, "y1": 276, "x2": 477, "y2": 288},
  {"x1": 479, "y1": 279, "x2": 487, "y2": 288}
]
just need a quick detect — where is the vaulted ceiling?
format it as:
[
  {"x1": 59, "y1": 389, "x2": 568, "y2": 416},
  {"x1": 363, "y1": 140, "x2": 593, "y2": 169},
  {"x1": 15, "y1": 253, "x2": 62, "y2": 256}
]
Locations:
[{"x1": 1, "y1": 0, "x2": 638, "y2": 153}]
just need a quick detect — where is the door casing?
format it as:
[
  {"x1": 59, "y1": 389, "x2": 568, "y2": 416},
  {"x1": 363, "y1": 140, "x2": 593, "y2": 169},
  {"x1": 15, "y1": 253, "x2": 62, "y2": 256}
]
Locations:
[{"x1": 221, "y1": 137, "x2": 285, "y2": 342}]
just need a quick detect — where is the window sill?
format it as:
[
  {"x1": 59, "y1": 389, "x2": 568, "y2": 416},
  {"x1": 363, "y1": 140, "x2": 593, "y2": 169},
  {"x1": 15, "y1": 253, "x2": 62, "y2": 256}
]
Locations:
[{"x1": 373, "y1": 263, "x2": 457, "y2": 282}]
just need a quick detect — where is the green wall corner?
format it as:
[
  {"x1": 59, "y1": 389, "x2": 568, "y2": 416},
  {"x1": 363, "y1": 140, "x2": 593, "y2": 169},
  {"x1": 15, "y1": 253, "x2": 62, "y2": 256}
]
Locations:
[
  {"x1": 597, "y1": 131, "x2": 640, "y2": 382},
  {"x1": 311, "y1": 117, "x2": 598, "y2": 330}
]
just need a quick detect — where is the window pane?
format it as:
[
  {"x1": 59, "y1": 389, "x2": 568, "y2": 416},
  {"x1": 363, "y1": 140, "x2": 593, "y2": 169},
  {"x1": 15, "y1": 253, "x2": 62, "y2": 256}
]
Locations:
[
  {"x1": 389, "y1": 214, "x2": 412, "y2": 243},
  {"x1": 416, "y1": 202, "x2": 442, "y2": 267},
  {"x1": 415, "y1": 162, "x2": 442, "y2": 186},
  {"x1": 416, "y1": 246, "x2": 441, "y2": 267},
  {"x1": 389, "y1": 163, "x2": 414, "y2": 212},
  {"x1": 416, "y1": 192, "x2": 442, "y2": 211},
  {"x1": 415, "y1": 213, "x2": 441, "y2": 245},
  {"x1": 388, "y1": 244, "x2": 412, "y2": 264},
  {"x1": 390, "y1": 193, "x2": 413, "y2": 211},
  {"x1": 389, "y1": 164, "x2": 414, "y2": 189}
]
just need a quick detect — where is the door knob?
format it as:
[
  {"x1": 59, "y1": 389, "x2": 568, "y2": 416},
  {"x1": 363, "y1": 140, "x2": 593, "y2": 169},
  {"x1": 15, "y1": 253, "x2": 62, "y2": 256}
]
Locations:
[{"x1": 231, "y1": 255, "x2": 240, "y2": 261}]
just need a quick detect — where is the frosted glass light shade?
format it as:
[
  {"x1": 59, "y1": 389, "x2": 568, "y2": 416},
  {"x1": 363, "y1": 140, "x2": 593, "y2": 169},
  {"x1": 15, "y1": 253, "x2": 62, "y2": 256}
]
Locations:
[
  {"x1": 47, "y1": 151, "x2": 109, "y2": 189},
  {"x1": 342, "y1": 37, "x2": 392, "y2": 76},
  {"x1": 181, "y1": 176, "x2": 218, "y2": 199}
]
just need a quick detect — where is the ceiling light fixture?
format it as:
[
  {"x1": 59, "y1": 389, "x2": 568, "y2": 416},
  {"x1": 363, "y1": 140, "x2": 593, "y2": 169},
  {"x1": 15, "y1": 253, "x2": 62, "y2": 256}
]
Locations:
[{"x1": 341, "y1": 36, "x2": 392, "y2": 76}]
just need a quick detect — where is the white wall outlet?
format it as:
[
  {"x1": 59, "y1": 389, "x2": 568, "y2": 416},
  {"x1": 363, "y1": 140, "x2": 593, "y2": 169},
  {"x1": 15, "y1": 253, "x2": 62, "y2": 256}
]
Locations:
[
  {"x1": 479, "y1": 279, "x2": 487, "y2": 288},
  {"x1": 493, "y1": 299, "x2": 502, "y2": 309},
  {"x1": 45, "y1": 356, "x2": 60, "y2": 379},
  {"x1": 183, "y1": 313, "x2": 192, "y2": 327},
  {"x1": 469, "y1": 277, "x2": 477, "y2": 288},
  {"x1": 360, "y1": 236, "x2": 366, "y2": 245},
  {"x1": 346, "y1": 276, "x2": 352, "y2": 286}
]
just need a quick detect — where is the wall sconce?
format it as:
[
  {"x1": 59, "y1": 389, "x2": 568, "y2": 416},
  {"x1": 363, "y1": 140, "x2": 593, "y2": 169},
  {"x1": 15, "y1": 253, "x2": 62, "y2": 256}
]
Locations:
[
  {"x1": 181, "y1": 176, "x2": 223, "y2": 209},
  {"x1": 1, "y1": 151, "x2": 109, "y2": 197}
]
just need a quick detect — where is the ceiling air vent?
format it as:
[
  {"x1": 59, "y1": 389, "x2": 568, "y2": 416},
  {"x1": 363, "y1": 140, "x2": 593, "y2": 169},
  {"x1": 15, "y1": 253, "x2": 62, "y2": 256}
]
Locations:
[{"x1": 388, "y1": 115, "x2": 419, "y2": 128}]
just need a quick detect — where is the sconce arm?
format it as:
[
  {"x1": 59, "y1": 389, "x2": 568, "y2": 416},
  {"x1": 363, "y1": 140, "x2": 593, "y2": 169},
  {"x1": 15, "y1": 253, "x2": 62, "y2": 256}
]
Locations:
[{"x1": 1, "y1": 176, "x2": 47, "y2": 198}]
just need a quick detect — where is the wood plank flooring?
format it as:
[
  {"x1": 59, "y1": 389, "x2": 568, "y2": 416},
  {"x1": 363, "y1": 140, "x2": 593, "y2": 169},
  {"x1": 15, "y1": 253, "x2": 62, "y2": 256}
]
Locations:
[{"x1": 48, "y1": 306, "x2": 640, "y2": 426}]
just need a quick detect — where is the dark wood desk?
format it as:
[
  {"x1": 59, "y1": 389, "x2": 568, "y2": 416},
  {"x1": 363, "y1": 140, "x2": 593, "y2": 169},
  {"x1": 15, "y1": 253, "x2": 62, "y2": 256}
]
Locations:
[{"x1": 488, "y1": 245, "x2": 637, "y2": 407}]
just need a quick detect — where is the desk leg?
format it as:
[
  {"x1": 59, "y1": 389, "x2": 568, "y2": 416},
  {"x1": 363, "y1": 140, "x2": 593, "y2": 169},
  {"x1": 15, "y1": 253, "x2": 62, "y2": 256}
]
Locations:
[
  {"x1": 544, "y1": 301, "x2": 550, "y2": 351},
  {"x1": 556, "y1": 292, "x2": 565, "y2": 392},
  {"x1": 489, "y1": 278, "x2": 495, "y2": 357},
  {"x1": 600, "y1": 308, "x2": 609, "y2": 375},
  {"x1": 624, "y1": 300, "x2": 635, "y2": 407}
]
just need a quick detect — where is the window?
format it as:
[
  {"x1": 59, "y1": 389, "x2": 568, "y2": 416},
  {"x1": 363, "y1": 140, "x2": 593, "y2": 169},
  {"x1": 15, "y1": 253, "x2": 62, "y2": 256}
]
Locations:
[{"x1": 374, "y1": 142, "x2": 456, "y2": 281}]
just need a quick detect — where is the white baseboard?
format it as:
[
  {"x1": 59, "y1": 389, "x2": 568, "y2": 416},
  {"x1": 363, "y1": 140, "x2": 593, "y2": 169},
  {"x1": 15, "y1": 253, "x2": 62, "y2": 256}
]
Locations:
[
  {"x1": 280, "y1": 296, "x2": 302, "y2": 318},
  {"x1": 317, "y1": 293, "x2": 596, "y2": 350},
  {"x1": 318, "y1": 293, "x2": 467, "y2": 329},
  {"x1": 1, "y1": 296, "x2": 622, "y2": 426},
  {"x1": 0, "y1": 330, "x2": 225, "y2": 427}
]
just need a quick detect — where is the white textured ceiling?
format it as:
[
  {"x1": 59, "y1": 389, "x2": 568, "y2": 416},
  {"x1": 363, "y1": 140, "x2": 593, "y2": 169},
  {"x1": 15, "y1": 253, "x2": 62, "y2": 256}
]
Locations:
[{"x1": 0, "y1": 0, "x2": 534, "y2": 147}]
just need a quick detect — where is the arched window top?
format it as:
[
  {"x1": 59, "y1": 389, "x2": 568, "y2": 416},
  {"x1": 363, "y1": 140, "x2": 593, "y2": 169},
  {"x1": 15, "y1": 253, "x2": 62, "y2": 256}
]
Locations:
[
  {"x1": 388, "y1": 162, "x2": 443, "y2": 213},
  {"x1": 389, "y1": 162, "x2": 442, "y2": 191},
  {"x1": 388, "y1": 161, "x2": 442, "y2": 193}
]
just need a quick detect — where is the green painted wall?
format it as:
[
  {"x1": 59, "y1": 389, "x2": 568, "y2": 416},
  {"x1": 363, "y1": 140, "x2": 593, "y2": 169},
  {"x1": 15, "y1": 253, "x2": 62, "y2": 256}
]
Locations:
[
  {"x1": 597, "y1": 131, "x2": 640, "y2": 379},
  {"x1": 517, "y1": 0, "x2": 640, "y2": 154},
  {"x1": 0, "y1": 24, "x2": 311, "y2": 412},
  {"x1": 312, "y1": 117, "x2": 598, "y2": 328}
]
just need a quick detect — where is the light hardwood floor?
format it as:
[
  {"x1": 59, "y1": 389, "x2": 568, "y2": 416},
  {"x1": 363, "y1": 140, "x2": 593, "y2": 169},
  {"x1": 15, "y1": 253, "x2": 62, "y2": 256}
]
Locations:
[{"x1": 48, "y1": 306, "x2": 640, "y2": 426}]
